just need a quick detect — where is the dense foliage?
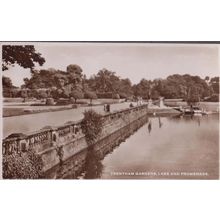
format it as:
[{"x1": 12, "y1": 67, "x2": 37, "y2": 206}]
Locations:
[
  {"x1": 2, "y1": 61, "x2": 219, "y2": 103},
  {"x1": 86, "y1": 68, "x2": 133, "y2": 98},
  {"x1": 2, "y1": 76, "x2": 18, "y2": 97},
  {"x1": 2, "y1": 45, "x2": 45, "y2": 71},
  {"x1": 132, "y1": 74, "x2": 219, "y2": 102},
  {"x1": 84, "y1": 91, "x2": 97, "y2": 104},
  {"x1": 81, "y1": 110, "x2": 103, "y2": 145},
  {"x1": 3, "y1": 149, "x2": 44, "y2": 179}
]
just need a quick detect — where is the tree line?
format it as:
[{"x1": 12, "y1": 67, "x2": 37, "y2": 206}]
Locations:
[
  {"x1": 2, "y1": 45, "x2": 219, "y2": 103},
  {"x1": 3, "y1": 67, "x2": 219, "y2": 103}
]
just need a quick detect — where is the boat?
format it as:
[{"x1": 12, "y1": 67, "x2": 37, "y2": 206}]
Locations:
[{"x1": 182, "y1": 106, "x2": 207, "y2": 116}]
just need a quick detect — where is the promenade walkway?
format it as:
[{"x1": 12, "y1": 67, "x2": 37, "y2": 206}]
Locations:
[{"x1": 3, "y1": 102, "x2": 139, "y2": 138}]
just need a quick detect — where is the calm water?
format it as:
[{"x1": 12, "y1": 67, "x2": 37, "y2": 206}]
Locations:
[
  {"x1": 3, "y1": 102, "x2": 219, "y2": 179},
  {"x1": 99, "y1": 114, "x2": 219, "y2": 179}
]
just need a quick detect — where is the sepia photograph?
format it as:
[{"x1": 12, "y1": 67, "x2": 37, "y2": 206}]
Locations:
[{"x1": 1, "y1": 42, "x2": 219, "y2": 179}]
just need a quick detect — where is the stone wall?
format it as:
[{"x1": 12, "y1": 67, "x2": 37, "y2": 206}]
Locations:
[{"x1": 2, "y1": 104, "x2": 148, "y2": 178}]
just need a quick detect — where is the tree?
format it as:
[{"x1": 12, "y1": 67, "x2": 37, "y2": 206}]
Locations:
[
  {"x1": 205, "y1": 76, "x2": 210, "y2": 81},
  {"x1": 2, "y1": 45, "x2": 45, "y2": 71},
  {"x1": 67, "y1": 64, "x2": 83, "y2": 87},
  {"x1": 2, "y1": 76, "x2": 13, "y2": 88},
  {"x1": 67, "y1": 64, "x2": 83, "y2": 75},
  {"x1": 112, "y1": 93, "x2": 120, "y2": 99},
  {"x1": 38, "y1": 90, "x2": 48, "y2": 100},
  {"x1": 21, "y1": 89, "x2": 28, "y2": 102},
  {"x1": 118, "y1": 78, "x2": 133, "y2": 98},
  {"x1": 210, "y1": 76, "x2": 219, "y2": 94},
  {"x1": 133, "y1": 79, "x2": 151, "y2": 99},
  {"x1": 70, "y1": 89, "x2": 84, "y2": 103},
  {"x1": 84, "y1": 91, "x2": 97, "y2": 105},
  {"x1": 92, "y1": 68, "x2": 121, "y2": 93},
  {"x1": 2, "y1": 76, "x2": 17, "y2": 97}
]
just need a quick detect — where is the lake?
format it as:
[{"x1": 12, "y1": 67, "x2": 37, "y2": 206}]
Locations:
[
  {"x1": 3, "y1": 102, "x2": 219, "y2": 179},
  {"x1": 99, "y1": 114, "x2": 219, "y2": 179}
]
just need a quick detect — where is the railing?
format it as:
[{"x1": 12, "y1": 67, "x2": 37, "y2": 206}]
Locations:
[
  {"x1": 2, "y1": 104, "x2": 148, "y2": 156},
  {"x1": 3, "y1": 138, "x2": 19, "y2": 155}
]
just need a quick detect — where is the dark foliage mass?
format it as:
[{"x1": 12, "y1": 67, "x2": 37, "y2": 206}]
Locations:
[
  {"x1": 81, "y1": 109, "x2": 104, "y2": 178},
  {"x1": 3, "y1": 149, "x2": 44, "y2": 179},
  {"x1": 84, "y1": 149, "x2": 103, "y2": 179},
  {"x1": 132, "y1": 74, "x2": 219, "y2": 103},
  {"x1": 86, "y1": 68, "x2": 134, "y2": 99},
  {"x1": 2, "y1": 45, "x2": 45, "y2": 71},
  {"x1": 2, "y1": 46, "x2": 219, "y2": 103},
  {"x1": 81, "y1": 110, "x2": 103, "y2": 145}
]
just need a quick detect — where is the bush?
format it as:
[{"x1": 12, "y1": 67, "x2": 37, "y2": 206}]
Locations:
[
  {"x1": 70, "y1": 89, "x2": 84, "y2": 103},
  {"x1": 46, "y1": 98, "x2": 55, "y2": 105},
  {"x1": 56, "y1": 99, "x2": 70, "y2": 105},
  {"x1": 119, "y1": 92, "x2": 128, "y2": 99},
  {"x1": 76, "y1": 100, "x2": 88, "y2": 104},
  {"x1": 84, "y1": 91, "x2": 97, "y2": 99},
  {"x1": 81, "y1": 109, "x2": 103, "y2": 145},
  {"x1": 112, "y1": 93, "x2": 120, "y2": 99},
  {"x1": 204, "y1": 94, "x2": 219, "y2": 102},
  {"x1": 96, "y1": 92, "x2": 113, "y2": 99},
  {"x1": 84, "y1": 91, "x2": 97, "y2": 104},
  {"x1": 3, "y1": 149, "x2": 44, "y2": 179}
]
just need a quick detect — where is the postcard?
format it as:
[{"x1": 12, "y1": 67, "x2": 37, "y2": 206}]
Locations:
[{"x1": 1, "y1": 42, "x2": 219, "y2": 179}]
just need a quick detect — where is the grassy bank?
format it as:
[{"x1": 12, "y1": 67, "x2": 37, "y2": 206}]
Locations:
[
  {"x1": 3, "y1": 106, "x2": 74, "y2": 117},
  {"x1": 3, "y1": 98, "x2": 125, "y2": 117}
]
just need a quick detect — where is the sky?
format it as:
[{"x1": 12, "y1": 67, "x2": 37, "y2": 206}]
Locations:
[{"x1": 2, "y1": 42, "x2": 220, "y2": 87}]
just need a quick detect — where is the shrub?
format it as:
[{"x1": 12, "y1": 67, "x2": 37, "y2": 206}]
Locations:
[
  {"x1": 84, "y1": 91, "x2": 97, "y2": 105},
  {"x1": 204, "y1": 94, "x2": 219, "y2": 102},
  {"x1": 3, "y1": 149, "x2": 44, "y2": 179},
  {"x1": 70, "y1": 89, "x2": 84, "y2": 103},
  {"x1": 112, "y1": 93, "x2": 120, "y2": 99},
  {"x1": 56, "y1": 99, "x2": 70, "y2": 105},
  {"x1": 76, "y1": 100, "x2": 88, "y2": 104},
  {"x1": 81, "y1": 109, "x2": 103, "y2": 145},
  {"x1": 96, "y1": 92, "x2": 113, "y2": 99},
  {"x1": 119, "y1": 92, "x2": 128, "y2": 99}
]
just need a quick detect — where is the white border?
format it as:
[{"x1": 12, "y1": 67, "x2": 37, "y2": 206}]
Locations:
[{"x1": 0, "y1": 0, "x2": 220, "y2": 220}]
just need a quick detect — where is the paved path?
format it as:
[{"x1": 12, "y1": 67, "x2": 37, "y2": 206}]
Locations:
[{"x1": 3, "y1": 102, "x2": 139, "y2": 138}]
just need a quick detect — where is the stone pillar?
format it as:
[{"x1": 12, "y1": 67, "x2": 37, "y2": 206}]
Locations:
[
  {"x1": 159, "y1": 97, "x2": 165, "y2": 108},
  {"x1": 148, "y1": 99, "x2": 153, "y2": 107},
  {"x1": 19, "y1": 139, "x2": 29, "y2": 152},
  {"x1": 51, "y1": 130, "x2": 59, "y2": 147}
]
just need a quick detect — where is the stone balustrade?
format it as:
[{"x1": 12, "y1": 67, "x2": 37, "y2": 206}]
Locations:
[{"x1": 2, "y1": 104, "x2": 148, "y2": 157}]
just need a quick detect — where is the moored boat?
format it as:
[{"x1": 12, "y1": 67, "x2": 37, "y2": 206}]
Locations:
[{"x1": 183, "y1": 106, "x2": 207, "y2": 116}]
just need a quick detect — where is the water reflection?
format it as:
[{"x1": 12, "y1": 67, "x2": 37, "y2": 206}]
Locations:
[
  {"x1": 168, "y1": 114, "x2": 213, "y2": 128},
  {"x1": 83, "y1": 148, "x2": 103, "y2": 179},
  {"x1": 75, "y1": 114, "x2": 218, "y2": 179},
  {"x1": 197, "y1": 117, "x2": 200, "y2": 127},
  {"x1": 80, "y1": 116, "x2": 149, "y2": 179},
  {"x1": 158, "y1": 117, "x2": 163, "y2": 128},
  {"x1": 147, "y1": 116, "x2": 163, "y2": 134},
  {"x1": 101, "y1": 114, "x2": 219, "y2": 179},
  {"x1": 148, "y1": 120, "x2": 152, "y2": 134}
]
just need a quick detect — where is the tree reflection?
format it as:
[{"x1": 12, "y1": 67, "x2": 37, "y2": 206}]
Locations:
[
  {"x1": 158, "y1": 117, "x2": 163, "y2": 128},
  {"x1": 168, "y1": 114, "x2": 203, "y2": 127},
  {"x1": 148, "y1": 120, "x2": 152, "y2": 134},
  {"x1": 84, "y1": 148, "x2": 103, "y2": 179},
  {"x1": 197, "y1": 117, "x2": 201, "y2": 126}
]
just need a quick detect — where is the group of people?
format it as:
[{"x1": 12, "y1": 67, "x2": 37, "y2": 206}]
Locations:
[{"x1": 104, "y1": 104, "x2": 111, "y2": 112}]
